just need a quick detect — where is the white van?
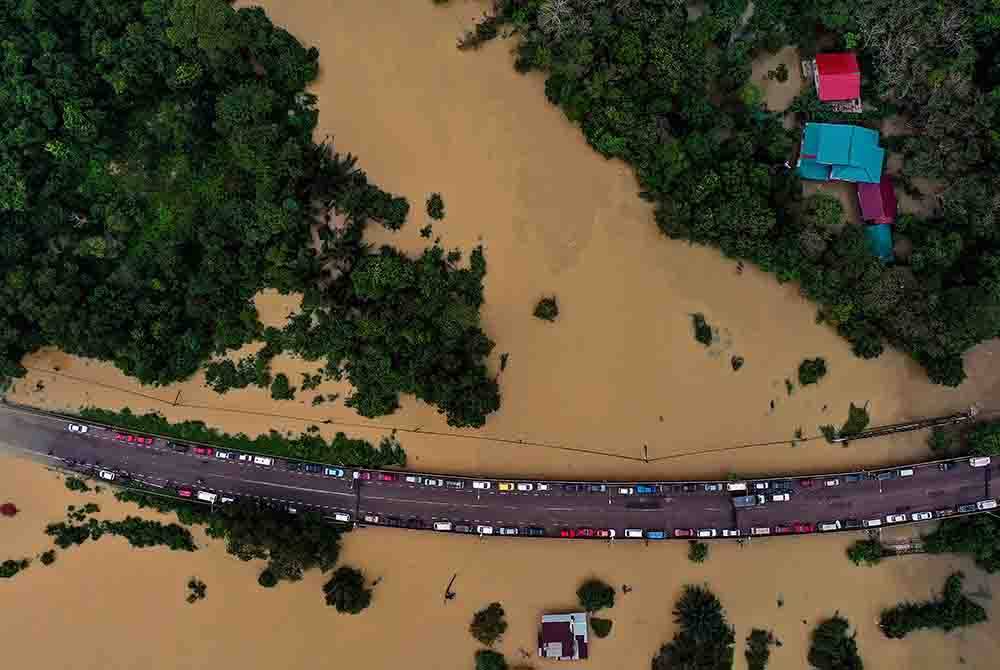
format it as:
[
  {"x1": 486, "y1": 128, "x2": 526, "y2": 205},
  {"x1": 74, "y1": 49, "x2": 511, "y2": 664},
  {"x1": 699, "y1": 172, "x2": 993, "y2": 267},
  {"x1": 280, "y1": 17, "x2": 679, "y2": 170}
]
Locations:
[
  {"x1": 433, "y1": 521, "x2": 453, "y2": 532},
  {"x1": 472, "y1": 481, "x2": 491, "y2": 489},
  {"x1": 196, "y1": 491, "x2": 218, "y2": 504},
  {"x1": 727, "y1": 482, "x2": 748, "y2": 492},
  {"x1": 898, "y1": 468, "x2": 914, "y2": 477},
  {"x1": 333, "y1": 512, "x2": 352, "y2": 523},
  {"x1": 818, "y1": 521, "x2": 842, "y2": 532},
  {"x1": 253, "y1": 456, "x2": 273, "y2": 466},
  {"x1": 970, "y1": 456, "x2": 992, "y2": 468},
  {"x1": 476, "y1": 525, "x2": 494, "y2": 535},
  {"x1": 862, "y1": 518, "x2": 882, "y2": 528},
  {"x1": 750, "y1": 527, "x2": 771, "y2": 536},
  {"x1": 977, "y1": 499, "x2": 998, "y2": 511},
  {"x1": 624, "y1": 528, "x2": 644, "y2": 538}
]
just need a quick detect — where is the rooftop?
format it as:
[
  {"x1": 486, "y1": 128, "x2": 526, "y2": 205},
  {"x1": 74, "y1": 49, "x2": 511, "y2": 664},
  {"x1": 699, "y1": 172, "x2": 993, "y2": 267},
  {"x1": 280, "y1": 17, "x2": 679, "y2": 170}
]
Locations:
[
  {"x1": 798, "y1": 123, "x2": 885, "y2": 184},
  {"x1": 815, "y1": 52, "x2": 861, "y2": 102},
  {"x1": 538, "y1": 612, "x2": 589, "y2": 661}
]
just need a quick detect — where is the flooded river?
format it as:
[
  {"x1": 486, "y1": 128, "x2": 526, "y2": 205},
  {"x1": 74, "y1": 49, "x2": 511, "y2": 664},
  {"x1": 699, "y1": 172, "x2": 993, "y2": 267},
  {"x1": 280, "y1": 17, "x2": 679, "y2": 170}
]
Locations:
[{"x1": 4, "y1": 1, "x2": 1000, "y2": 668}]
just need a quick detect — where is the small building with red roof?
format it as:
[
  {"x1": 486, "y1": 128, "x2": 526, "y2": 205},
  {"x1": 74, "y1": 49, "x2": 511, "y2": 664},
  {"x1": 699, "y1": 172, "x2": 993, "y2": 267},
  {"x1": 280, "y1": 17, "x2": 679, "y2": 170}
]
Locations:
[
  {"x1": 814, "y1": 52, "x2": 861, "y2": 102},
  {"x1": 857, "y1": 176, "x2": 898, "y2": 224},
  {"x1": 538, "y1": 612, "x2": 589, "y2": 661}
]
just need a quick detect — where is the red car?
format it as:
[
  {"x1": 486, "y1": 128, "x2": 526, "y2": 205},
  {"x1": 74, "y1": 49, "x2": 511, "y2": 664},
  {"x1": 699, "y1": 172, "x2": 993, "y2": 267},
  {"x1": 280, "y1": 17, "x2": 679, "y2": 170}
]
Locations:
[
  {"x1": 773, "y1": 525, "x2": 794, "y2": 535},
  {"x1": 560, "y1": 529, "x2": 577, "y2": 538},
  {"x1": 799, "y1": 478, "x2": 817, "y2": 488},
  {"x1": 126, "y1": 435, "x2": 136, "y2": 443},
  {"x1": 673, "y1": 528, "x2": 694, "y2": 538},
  {"x1": 114, "y1": 433, "x2": 127, "y2": 441},
  {"x1": 140, "y1": 437, "x2": 154, "y2": 445},
  {"x1": 193, "y1": 446, "x2": 214, "y2": 456},
  {"x1": 177, "y1": 489, "x2": 193, "y2": 498},
  {"x1": 576, "y1": 528, "x2": 597, "y2": 538},
  {"x1": 358, "y1": 471, "x2": 372, "y2": 480},
  {"x1": 378, "y1": 473, "x2": 397, "y2": 482},
  {"x1": 793, "y1": 522, "x2": 815, "y2": 534}
]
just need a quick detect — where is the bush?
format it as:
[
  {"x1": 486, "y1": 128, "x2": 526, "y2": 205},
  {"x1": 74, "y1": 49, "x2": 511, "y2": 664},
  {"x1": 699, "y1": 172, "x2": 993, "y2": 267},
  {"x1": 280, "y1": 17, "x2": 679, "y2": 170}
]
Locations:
[
  {"x1": 967, "y1": 422, "x2": 1000, "y2": 456},
  {"x1": 474, "y1": 650, "x2": 508, "y2": 670},
  {"x1": 258, "y1": 569, "x2": 278, "y2": 588},
  {"x1": 470, "y1": 602, "x2": 508, "y2": 646},
  {"x1": 0, "y1": 558, "x2": 30, "y2": 578},
  {"x1": 323, "y1": 566, "x2": 373, "y2": 614},
  {"x1": 808, "y1": 615, "x2": 863, "y2": 670},
  {"x1": 878, "y1": 572, "x2": 987, "y2": 639},
  {"x1": 577, "y1": 578, "x2": 615, "y2": 612},
  {"x1": 846, "y1": 540, "x2": 883, "y2": 566},
  {"x1": 426, "y1": 193, "x2": 445, "y2": 220},
  {"x1": 534, "y1": 296, "x2": 559, "y2": 322},
  {"x1": 688, "y1": 540, "x2": 709, "y2": 563},
  {"x1": 64, "y1": 477, "x2": 91, "y2": 493},
  {"x1": 798, "y1": 358, "x2": 828, "y2": 385},
  {"x1": 691, "y1": 314, "x2": 713, "y2": 346},
  {"x1": 591, "y1": 617, "x2": 613, "y2": 638},
  {"x1": 39, "y1": 550, "x2": 56, "y2": 566},
  {"x1": 745, "y1": 629, "x2": 775, "y2": 670},
  {"x1": 270, "y1": 373, "x2": 296, "y2": 400},
  {"x1": 186, "y1": 578, "x2": 207, "y2": 604}
]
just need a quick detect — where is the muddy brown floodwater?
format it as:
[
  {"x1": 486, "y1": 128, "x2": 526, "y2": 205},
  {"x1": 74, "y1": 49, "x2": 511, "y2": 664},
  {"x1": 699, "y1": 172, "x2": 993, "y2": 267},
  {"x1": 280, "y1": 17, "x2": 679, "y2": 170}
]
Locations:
[{"x1": 4, "y1": 1, "x2": 1000, "y2": 668}]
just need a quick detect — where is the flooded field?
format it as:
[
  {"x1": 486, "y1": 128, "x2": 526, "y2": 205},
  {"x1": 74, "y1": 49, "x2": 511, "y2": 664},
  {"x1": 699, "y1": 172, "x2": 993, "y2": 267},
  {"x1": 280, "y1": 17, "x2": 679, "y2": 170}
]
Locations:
[{"x1": 4, "y1": 1, "x2": 1000, "y2": 669}]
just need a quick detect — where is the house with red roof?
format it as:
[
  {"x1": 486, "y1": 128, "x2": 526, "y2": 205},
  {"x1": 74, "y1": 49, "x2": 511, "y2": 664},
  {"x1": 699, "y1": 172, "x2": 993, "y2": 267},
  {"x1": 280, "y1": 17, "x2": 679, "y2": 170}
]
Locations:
[
  {"x1": 807, "y1": 52, "x2": 862, "y2": 112},
  {"x1": 857, "y1": 176, "x2": 898, "y2": 224},
  {"x1": 538, "y1": 612, "x2": 589, "y2": 661}
]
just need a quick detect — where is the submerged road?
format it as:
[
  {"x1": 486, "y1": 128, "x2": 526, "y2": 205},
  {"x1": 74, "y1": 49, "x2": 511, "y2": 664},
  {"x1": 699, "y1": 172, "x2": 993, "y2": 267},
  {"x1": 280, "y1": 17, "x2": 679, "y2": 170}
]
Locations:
[{"x1": 2, "y1": 403, "x2": 997, "y2": 540}]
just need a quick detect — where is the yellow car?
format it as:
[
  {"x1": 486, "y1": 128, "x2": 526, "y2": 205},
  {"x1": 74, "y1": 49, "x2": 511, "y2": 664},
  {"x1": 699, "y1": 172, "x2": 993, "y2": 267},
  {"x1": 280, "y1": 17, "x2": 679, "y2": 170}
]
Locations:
[{"x1": 498, "y1": 482, "x2": 514, "y2": 492}]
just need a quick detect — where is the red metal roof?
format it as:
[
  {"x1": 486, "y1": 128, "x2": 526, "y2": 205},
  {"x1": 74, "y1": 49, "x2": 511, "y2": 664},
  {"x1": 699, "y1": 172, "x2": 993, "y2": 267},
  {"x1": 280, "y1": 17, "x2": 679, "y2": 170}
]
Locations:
[
  {"x1": 816, "y1": 53, "x2": 860, "y2": 101},
  {"x1": 857, "y1": 176, "x2": 897, "y2": 224}
]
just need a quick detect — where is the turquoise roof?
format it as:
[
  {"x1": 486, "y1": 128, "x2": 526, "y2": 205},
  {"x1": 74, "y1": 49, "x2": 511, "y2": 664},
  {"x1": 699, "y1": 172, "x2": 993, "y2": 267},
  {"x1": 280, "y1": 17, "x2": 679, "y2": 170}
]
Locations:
[
  {"x1": 797, "y1": 123, "x2": 885, "y2": 184},
  {"x1": 864, "y1": 223, "x2": 894, "y2": 262}
]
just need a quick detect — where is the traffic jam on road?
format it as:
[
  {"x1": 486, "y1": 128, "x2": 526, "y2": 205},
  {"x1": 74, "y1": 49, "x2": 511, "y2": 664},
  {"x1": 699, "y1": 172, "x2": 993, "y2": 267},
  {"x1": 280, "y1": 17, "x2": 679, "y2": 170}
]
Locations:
[{"x1": 62, "y1": 422, "x2": 998, "y2": 541}]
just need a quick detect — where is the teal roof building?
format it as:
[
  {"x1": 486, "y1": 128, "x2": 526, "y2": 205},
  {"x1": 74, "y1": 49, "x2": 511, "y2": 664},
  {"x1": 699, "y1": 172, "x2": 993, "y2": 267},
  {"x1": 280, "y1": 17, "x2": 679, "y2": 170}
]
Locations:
[
  {"x1": 797, "y1": 123, "x2": 885, "y2": 183},
  {"x1": 864, "y1": 223, "x2": 894, "y2": 262}
]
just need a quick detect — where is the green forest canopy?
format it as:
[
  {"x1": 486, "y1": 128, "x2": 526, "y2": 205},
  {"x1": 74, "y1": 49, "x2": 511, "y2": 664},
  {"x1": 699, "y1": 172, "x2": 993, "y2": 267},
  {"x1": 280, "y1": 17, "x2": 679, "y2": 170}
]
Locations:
[
  {"x1": 473, "y1": 0, "x2": 1000, "y2": 386},
  {"x1": 0, "y1": 0, "x2": 499, "y2": 427}
]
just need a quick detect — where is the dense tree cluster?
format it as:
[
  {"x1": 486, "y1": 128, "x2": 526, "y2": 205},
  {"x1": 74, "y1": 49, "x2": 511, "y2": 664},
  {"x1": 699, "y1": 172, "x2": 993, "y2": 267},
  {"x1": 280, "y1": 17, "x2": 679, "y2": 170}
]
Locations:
[
  {"x1": 45, "y1": 515, "x2": 197, "y2": 551},
  {"x1": 0, "y1": 558, "x2": 30, "y2": 578},
  {"x1": 469, "y1": 602, "x2": 508, "y2": 646},
  {"x1": 470, "y1": 0, "x2": 1000, "y2": 385},
  {"x1": 0, "y1": 0, "x2": 500, "y2": 428},
  {"x1": 745, "y1": 629, "x2": 776, "y2": 670},
  {"x1": 652, "y1": 585, "x2": 735, "y2": 670},
  {"x1": 576, "y1": 578, "x2": 615, "y2": 612},
  {"x1": 878, "y1": 572, "x2": 987, "y2": 639},
  {"x1": 925, "y1": 513, "x2": 1000, "y2": 573},
  {"x1": 322, "y1": 565, "x2": 372, "y2": 614},
  {"x1": 845, "y1": 539, "x2": 883, "y2": 566},
  {"x1": 808, "y1": 614, "x2": 864, "y2": 670}
]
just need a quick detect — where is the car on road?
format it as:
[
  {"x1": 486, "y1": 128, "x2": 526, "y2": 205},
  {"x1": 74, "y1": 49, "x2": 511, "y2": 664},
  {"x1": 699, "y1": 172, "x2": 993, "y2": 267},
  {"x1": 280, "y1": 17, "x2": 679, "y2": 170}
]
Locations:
[
  {"x1": 682, "y1": 483, "x2": 699, "y2": 493},
  {"x1": 843, "y1": 519, "x2": 861, "y2": 529},
  {"x1": 844, "y1": 474, "x2": 863, "y2": 483},
  {"x1": 477, "y1": 525, "x2": 494, "y2": 535},
  {"x1": 197, "y1": 491, "x2": 218, "y2": 503},
  {"x1": 624, "y1": 529, "x2": 644, "y2": 538},
  {"x1": 978, "y1": 499, "x2": 998, "y2": 511},
  {"x1": 333, "y1": 512, "x2": 352, "y2": 523},
  {"x1": 324, "y1": 467, "x2": 345, "y2": 477},
  {"x1": 236, "y1": 453, "x2": 252, "y2": 462},
  {"x1": 215, "y1": 451, "x2": 233, "y2": 460},
  {"x1": 114, "y1": 433, "x2": 127, "y2": 441},
  {"x1": 772, "y1": 493, "x2": 791, "y2": 502},
  {"x1": 589, "y1": 484, "x2": 607, "y2": 493},
  {"x1": 936, "y1": 508, "x2": 957, "y2": 518},
  {"x1": 446, "y1": 480, "x2": 465, "y2": 489},
  {"x1": 363, "y1": 514, "x2": 380, "y2": 524},
  {"x1": 645, "y1": 530, "x2": 666, "y2": 540},
  {"x1": 726, "y1": 482, "x2": 748, "y2": 492},
  {"x1": 576, "y1": 528, "x2": 597, "y2": 538},
  {"x1": 721, "y1": 529, "x2": 741, "y2": 537},
  {"x1": 286, "y1": 506, "x2": 298, "y2": 514},
  {"x1": 753, "y1": 482, "x2": 770, "y2": 490},
  {"x1": 516, "y1": 483, "x2": 534, "y2": 492},
  {"x1": 875, "y1": 470, "x2": 897, "y2": 481},
  {"x1": 750, "y1": 527, "x2": 771, "y2": 536},
  {"x1": 455, "y1": 524, "x2": 474, "y2": 534},
  {"x1": 404, "y1": 475, "x2": 420, "y2": 484},
  {"x1": 792, "y1": 522, "x2": 815, "y2": 533},
  {"x1": 563, "y1": 483, "x2": 585, "y2": 493},
  {"x1": 885, "y1": 514, "x2": 907, "y2": 523},
  {"x1": 666, "y1": 484, "x2": 684, "y2": 494},
  {"x1": 499, "y1": 527, "x2": 518, "y2": 536},
  {"x1": 536, "y1": 483, "x2": 551, "y2": 492},
  {"x1": 423, "y1": 477, "x2": 444, "y2": 487},
  {"x1": 862, "y1": 518, "x2": 882, "y2": 528},
  {"x1": 220, "y1": 495, "x2": 236, "y2": 504},
  {"x1": 818, "y1": 521, "x2": 842, "y2": 532},
  {"x1": 378, "y1": 472, "x2": 397, "y2": 482},
  {"x1": 559, "y1": 529, "x2": 577, "y2": 538},
  {"x1": 473, "y1": 481, "x2": 491, "y2": 490},
  {"x1": 193, "y1": 446, "x2": 214, "y2": 457},
  {"x1": 523, "y1": 527, "x2": 546, "y2": 537},
  {"x1": 168, "y1": 442, "x2": 189, "y2": 453},
  {"x1": 67, "y1": 424, "x2": 88, "y2": 434},
  {"x1": 697, "y1": 529, "x2": 718, "y2": 538},
  {"x1": 898, "y1": 468, "x2": 914, "y2": 477},
  {"x1": 673, "y1": 528, "x2": 694, "y2": 538},
  {"x1": 970, "y1": 456, "x2": 992, "y2": 467},
  {"x1": 911, "y1": 511, "x2": 933, "y2": 521},
  {"x1": 178, "y1": 488, "x2": 193, "y2": 498},
  {"x1": 938, "y1": 462, "x2": 957, "y2": 472},
  {"x1": 635, "y1": 484, "x2": 657, "y2": 495},
  {"x1": 798, "y1": 478, "x2": 817, "y2": 488},
  {"x1": 618, "y1": 486, "x2": 635, "y2": 495},
  {"x1": 253, "y1": 456, "x2": 273, "y2": 466},
  {"x1": 98, "y1": 469, "x2": 116, "y2": 481},
  {"x1": 596, "y1": 529, "x2": 616, "y2": 538},
  {"x1": 704, "y1": 483, "x2": 723, "y2": 492},
  {"x1": 824, "y1": 478, "x2": 841, "y2": 487},
  {"x1": 433, "y1": 521, "x2": 453, "y2": 532},
  {"x1": 772, "y1": 480, "x2": 794, "y2": 490},
  {"x1": 302, "y1": 464, "x2": 323, "y2": 474},
  {"x1": 958, "y1": 503, "x2": 979, "y2": 513},
  {"x1": 498, "y1": 482, "x2": 514, "y2": 491}
]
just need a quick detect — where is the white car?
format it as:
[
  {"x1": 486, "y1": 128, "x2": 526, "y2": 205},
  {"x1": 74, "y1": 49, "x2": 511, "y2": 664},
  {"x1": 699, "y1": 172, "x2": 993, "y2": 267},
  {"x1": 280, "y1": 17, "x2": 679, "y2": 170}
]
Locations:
[
  {"x1": 697, "y1": 529, "x2": 718, "y2": 538},
  {"x1": 516, "y1": 483, "x2": 534, "y2": 492},
  {"x1": 624, "y1": 528, "x2": 644, "y2": 538},
  {"x1": 721, "y1": 529, "x2": 741, "y2": 537},
  {"x1": 911, "y1": 511, "x2": 933, "y2": 521},
  {"x1": 824, "y1": 478, "x2": 841, "y2": 487},
  {"x1": 220, "y1": 495, "x2": 236, "y2": 504},
  {"x1": 885, "y1": 514, "x2": 907, "y2": 523},
  {"x1": 433, "y1": 521, "x2": 453, "y2": 532},
  {"x1": 253, "y1": 456, "x2": 273, "y2": 466},
  {"x1": 237, "y1": 454, "x2": 253, "y2": 462},
  {"x1": 862, "y1": 518, "x2": 882, "y2": 528},
  {"x1": 215, "y1": 451, "x2": 231, "y2": 459},
  {"x1": 196, "y1": 491, "x2": 218, "y2": 504},
  {"x1": 363, "y1": 514, "x2": 380, "y2": 524},
  {"x1": 286, "y1": 506, "x2": 298, "y2": 514},
  {"x1": 333, "y1": 512, "x2": 352, "y2": 523},
  {"x1": 970, "y1": 456, "x2": 992, "y2": 467},
  {"x1": 423, "y1": 477, "x2": 444, "y2": 487},
  {"x1": 772, "y1": 493, "x2": 790, "y2": 502},
  {"x1": 818, "y1": 521, "x2": 842, "y2": 532},
  {"x1": 618, "y1": 487, "x2": 635, "y2": 495},
  {"x1": 405, "y1": 475, "x2": 421, "y2": 484},
  {"x1": 499, "y1": 527, "x2": 518, "y2": 536},
  {"x1": 977, "y1": 499, "x2": 998, "y2": 511},
  {"x1": 472, "y1": 481, "x2": 492, "y2": 490},
  {"x1": 476, "y1": 525, "x2": 494, "y2": 535},
  {"x1": 67, "y1": 424, "x2": 88, "y2": 434},
  {"x1": 98, "y1": 469, "x2": 116, "y2": 481},
  {"x1": 536, "y1": 483, "x2": 551, "y2": 492},
  {"x1": 750, "y1": 527, "x2": 771, "y2": 536},
  {"x1": 753, "y1": 482, "x2": 770, "y2": 490}
]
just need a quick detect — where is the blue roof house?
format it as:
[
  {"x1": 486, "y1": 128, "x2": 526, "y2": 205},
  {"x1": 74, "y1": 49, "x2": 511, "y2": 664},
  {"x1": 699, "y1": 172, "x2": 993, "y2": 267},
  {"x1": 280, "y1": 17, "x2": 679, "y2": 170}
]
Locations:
[
  {"x1": 864, "y1": 223, "x2": 894, "y2": 262},
  {"x1": 797, "y1": 123, "x2": 885, "y2": 183}
]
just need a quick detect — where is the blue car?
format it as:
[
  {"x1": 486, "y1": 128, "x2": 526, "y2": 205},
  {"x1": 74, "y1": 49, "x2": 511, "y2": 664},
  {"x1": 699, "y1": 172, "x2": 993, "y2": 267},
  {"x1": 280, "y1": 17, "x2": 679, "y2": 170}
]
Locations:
[
  {"x1": 635, "y1": 484, "x2": 658, "y2": 495},
  {"x1": 645, "y1": 530, "x2": 666, "y2": 540}
]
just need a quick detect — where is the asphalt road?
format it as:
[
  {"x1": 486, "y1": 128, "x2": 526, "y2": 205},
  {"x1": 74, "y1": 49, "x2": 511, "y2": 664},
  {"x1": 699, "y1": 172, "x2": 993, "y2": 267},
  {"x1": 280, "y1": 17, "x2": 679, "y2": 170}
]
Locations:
[{"x1": 2, "y1": 404, "x2": 997, "y2": 540}]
